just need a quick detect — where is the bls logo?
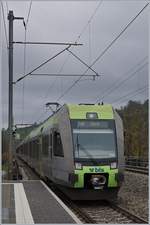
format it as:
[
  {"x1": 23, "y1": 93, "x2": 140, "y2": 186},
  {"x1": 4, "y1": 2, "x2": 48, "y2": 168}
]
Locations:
[{"x1": 89, "y1": 167, "x2": 104, "y2": 173}]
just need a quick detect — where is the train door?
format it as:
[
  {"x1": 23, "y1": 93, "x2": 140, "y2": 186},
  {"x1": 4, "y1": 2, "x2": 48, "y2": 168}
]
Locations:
[{"x1": 51, "y1": 128, "x2": 66, "y2": 183}]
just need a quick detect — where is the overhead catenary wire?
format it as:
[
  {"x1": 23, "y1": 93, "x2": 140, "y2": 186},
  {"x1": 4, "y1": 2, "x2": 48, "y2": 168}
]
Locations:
[
  {"x1": 57, "y1": 59, "x2": 147, "y2": 103},
  {"x1": 89, "y1": 22, "x2": 92, "y2": 65},
  {"x1": 117, "y1": 88, "x2": 148, "y2": 105},
  {"x1": 50, "y1": 0, "x2": 103, "y2": 90},
  {"x1": 32, "y1": 2, "x2": 148, "y2": 124},
  {"x1": 90, "y1": 3, "x2": 149, "y2": 68},
  {"x1": 118, "y1": 88, "x2": 148, "y2": 105},
  {"x1": 56, "y1": 3, "x2": 149, "y2": 101},
  {"x1": 30, "y1": 48, "x2": 75, "y2": 123},
  {"x1": 1, "y1": 1, "x2": 9, "y2": 49},
  {"x1": 42, "y1": 57, "x2": 73, "y2": 109},
  {"x1": 21, "y1": 1, "x2": 83, "y2": 123},
  {"x1": 39, "y1": 1, "x2": 103, "y2": 103},
  {"x1": 30, "y1": 72, "x2": 98, "y2": 123},
  {"x1": 29, "y1": 45, "x2": 76, "y2": 123},
  {"x1": 76, "y1": 0, "x2": 103, "y2": 41},
  {"x1": 43, "y1": 41, "x2": 83, "y2": 99},
  {"x1": 35, "y1": 86, "x2": 148, "y2": 124},
  {"x1": 21, "y1": 31, "x2": 26, "y2": 124},
  {"x1": 22, "y1": 1, "x2": 33, "y2": 124},
  {"x1": 93, "y1": 56, "x2": 148, "y2": 101},
  {"x1": 26, "y1": 1, "x2": 32, "y2": 27},
  {"x1": 5, "y1": 1, "x2": 9, "y2": 15},
  {"x1": 112, "y1": 85, "x2": 148, "y2": 104},
  {"x1": 94, "y1": 58, "x2": 148, "y2": 103},
  {"x1": 34, "y1": 108, "x2": 49, "y2": 124}
]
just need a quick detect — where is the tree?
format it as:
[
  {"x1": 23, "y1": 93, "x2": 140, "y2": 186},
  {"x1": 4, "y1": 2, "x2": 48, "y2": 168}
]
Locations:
[{"x1": 117, "y1": 99, "x2": 148, "y2": 160}]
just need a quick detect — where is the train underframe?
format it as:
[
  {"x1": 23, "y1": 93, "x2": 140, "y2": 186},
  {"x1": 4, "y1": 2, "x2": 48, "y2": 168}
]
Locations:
[{"x1": 55, "y1": 184, "x2": 119, "y2": 200}]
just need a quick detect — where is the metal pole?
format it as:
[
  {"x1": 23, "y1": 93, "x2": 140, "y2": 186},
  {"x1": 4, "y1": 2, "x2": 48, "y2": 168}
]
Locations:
[
  {"x1": 8, "y1": 10, "x2": 14, "y2": 179},
  {"x1": 13, "y1": 41, "x2": 83, "y2": 46}
]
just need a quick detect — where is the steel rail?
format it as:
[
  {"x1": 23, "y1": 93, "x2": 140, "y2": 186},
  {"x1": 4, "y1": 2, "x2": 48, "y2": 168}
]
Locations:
[
  {"x1": 125, "y1": 166, "x2": 148, "y2": 175},
  {"x1": 49, "y1": 186, "x2": 96, "y2": 224},
  {"x1": 109, "y1": 202, "x2": 148, "y2": 224}
]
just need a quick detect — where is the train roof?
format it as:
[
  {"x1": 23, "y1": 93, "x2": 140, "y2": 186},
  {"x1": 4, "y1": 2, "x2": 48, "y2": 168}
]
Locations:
[
  {"x1": 18, "y1": 104, "x2": 114, "y2": 145},
  {"x1": 67, "y1": 104, "x2": 113, "y2": 119}
]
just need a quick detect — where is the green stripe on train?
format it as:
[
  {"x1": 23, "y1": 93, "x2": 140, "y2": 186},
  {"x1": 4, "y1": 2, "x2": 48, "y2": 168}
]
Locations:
[
  {"x1": 67, "y1": 104, "x2": 114, "y2": 119},
  {"x1": 74, "y1": 166, "x2": 118, "y2": 188}
]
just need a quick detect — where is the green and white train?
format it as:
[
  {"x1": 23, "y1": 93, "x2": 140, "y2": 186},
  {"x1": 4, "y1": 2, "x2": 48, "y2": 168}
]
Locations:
[{"x1": 16, "y1": 104, "x2": 124, "y2": 200}]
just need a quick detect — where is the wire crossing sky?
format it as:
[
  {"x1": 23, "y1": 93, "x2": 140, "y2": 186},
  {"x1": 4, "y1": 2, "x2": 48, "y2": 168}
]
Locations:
[
  {"x1": 22, "y1": 1, "x2": 33, "y2": 124},
  {"x1": 1, "y1": 1, "x2": 148, "y2": 127},
  {"x1": 56, "y1": 2, "x2": 149, "y2": 102}
]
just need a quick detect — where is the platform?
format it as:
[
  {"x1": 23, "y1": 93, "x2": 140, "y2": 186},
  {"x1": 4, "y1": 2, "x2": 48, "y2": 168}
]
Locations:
[{"x1": 2, "y1": 180, "x2": 81, "y2": 224}]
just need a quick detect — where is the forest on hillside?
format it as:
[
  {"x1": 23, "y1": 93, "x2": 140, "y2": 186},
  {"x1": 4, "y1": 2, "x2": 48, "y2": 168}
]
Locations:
[{"x1": 117, "y1": 99, "x2": 148, "y2": 160}]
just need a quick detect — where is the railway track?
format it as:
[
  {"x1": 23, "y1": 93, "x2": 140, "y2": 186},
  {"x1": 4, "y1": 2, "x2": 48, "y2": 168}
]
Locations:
[
  {"x1": 17, "y1": 157, "x2": 148, "y2": 224},
  {"x1": 53, "y1": 189, "x2": 148, "y2": 224},
  {"x1": 125, "y1": 165, "x2": 148, "y2": 175},
  {"x1": 16, "y1": 157, "x2": 40, "y2": 180},
  {"x1": 47, "y1": 179, "x2": 148, "y2": 224}
]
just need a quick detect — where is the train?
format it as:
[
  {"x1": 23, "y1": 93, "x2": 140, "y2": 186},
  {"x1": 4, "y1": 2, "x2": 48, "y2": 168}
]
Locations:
[{"x1": 16, "y1": 103, "x2": 124, "y2": 200}]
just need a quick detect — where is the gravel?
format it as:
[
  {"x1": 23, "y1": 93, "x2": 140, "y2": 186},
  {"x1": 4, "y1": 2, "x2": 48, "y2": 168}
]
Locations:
[{"x1": 118, "y1": 171, "x2": 148, "y2": 221}]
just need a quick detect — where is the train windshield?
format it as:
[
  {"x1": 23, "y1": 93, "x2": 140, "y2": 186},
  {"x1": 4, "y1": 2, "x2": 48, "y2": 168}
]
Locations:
[{"x1": 71, "y1": 120, "x2": 117, "y2": 159}]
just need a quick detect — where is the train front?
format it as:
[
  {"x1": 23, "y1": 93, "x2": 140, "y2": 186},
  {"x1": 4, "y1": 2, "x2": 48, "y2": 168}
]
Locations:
[{"x1": 67, "y1": 104, "x2": 124, "y2": 200}]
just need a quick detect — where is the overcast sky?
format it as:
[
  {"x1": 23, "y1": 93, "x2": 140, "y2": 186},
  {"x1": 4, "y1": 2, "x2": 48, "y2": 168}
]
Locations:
[{"x1": 1, "y1": 0, "x2": 149, "y2": 128}]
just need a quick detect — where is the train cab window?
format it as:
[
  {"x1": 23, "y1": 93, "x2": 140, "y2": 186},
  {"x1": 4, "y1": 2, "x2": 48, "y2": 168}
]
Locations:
[{"x1": 53, "y1": 131, "x2": 64, "y2": 157}]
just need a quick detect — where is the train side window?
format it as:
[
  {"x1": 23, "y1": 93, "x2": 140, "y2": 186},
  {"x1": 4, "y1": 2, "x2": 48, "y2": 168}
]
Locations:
[
  {"x1": 53, "y1": 131, "x2": 64, "y2": 157},
  {"x1": 31, "y1": 141, "x2": 33, "y2": 158},
  {"x1": 29, "y1": 142, "x2": 31, "y2": 157},
  {"x1": 49, "y1": 133, "x2": 52, "y2": 147},
  {"x1": 26, "y1": 143, "x2": 28, "y2": 156},
  {"x1": 42, "y1": 135, "x2": 49, "y2": 156},
  {"x1": 36, "y1": 139, "x2": 39, "y2": 159},
  {"x1": 49, "y1": 134, "x2": 52, "y2": 158},
  {"x1": 23, "y1": 145, "x2": 24, "y2": 155},
  {"x1": 32, "y1": 140, "x2": 35, "y2": 158},
  {"x1": 34, "y1": 140, "x2": 38, "y2": 159},
  {"x1": 30, "y1": 142, "x2": 32, "y2": 158},
  {"x1": 24, "y1": 144, "x2": 26, "y2": 155}
]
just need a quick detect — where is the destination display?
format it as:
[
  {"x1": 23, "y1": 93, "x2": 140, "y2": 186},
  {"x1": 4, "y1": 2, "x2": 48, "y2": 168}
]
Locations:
[{"x1": 71, "y1": 120, "x2": 114, "y2": 129}]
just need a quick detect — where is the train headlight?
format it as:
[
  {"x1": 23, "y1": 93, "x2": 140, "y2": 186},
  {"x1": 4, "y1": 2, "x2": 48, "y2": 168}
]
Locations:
[
  {"x1": 110, "y1": 162, "x2": 117, "y2": 169},
  {"x1": 75, "y1": 162, "x2": 82, "y2": 170},
  {"x1": 86, "y1": 112, "x2": 98, "y2": 119}
]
